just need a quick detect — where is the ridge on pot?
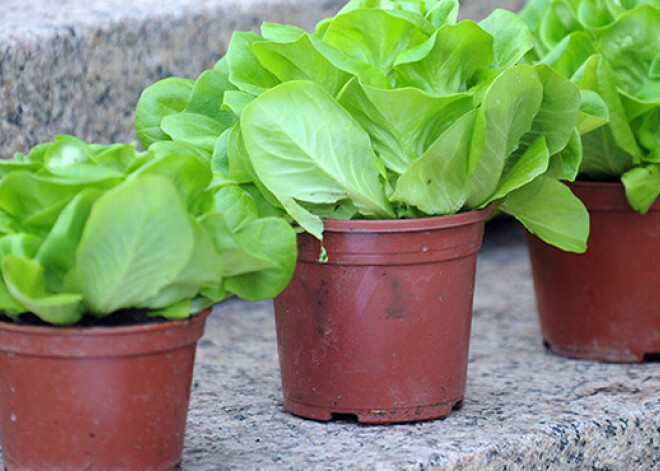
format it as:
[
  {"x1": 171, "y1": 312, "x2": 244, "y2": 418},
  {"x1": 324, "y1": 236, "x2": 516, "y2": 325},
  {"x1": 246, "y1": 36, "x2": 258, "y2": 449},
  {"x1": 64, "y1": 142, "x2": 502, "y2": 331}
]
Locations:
[
  {"x1": 520, "y1": 0, "x2": 660, "y2": 362},
  {"x1": 0, "y1": 136, "x2": 298, "y2": 469}
]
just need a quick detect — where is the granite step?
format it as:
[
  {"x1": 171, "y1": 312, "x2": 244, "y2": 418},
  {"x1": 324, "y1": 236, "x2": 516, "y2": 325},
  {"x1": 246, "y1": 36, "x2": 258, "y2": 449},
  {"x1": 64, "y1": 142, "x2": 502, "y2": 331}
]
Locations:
[
  {"x1": 185, "y1": 221, "x2": 660, "y2": 470},
  {"x1": 5, "y1": 2, "x2": 656, "y2": 470},
  {"x1": 0, "y1": 0, "x2": 525, "y2": 157}
]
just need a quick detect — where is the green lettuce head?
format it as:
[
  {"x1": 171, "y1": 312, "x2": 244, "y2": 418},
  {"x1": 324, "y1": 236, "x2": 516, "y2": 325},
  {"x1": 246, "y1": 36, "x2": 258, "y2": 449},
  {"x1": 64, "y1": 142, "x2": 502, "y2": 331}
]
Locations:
[
  {"x1": 0, "y1": 136, "x2": 297, "y2": 325},
  {"x1": 137, "y1": 0, "x2": 590, "y2": 253},
  {"x1": 521, "y1": 0, "x2": 660, "y2": 212}
]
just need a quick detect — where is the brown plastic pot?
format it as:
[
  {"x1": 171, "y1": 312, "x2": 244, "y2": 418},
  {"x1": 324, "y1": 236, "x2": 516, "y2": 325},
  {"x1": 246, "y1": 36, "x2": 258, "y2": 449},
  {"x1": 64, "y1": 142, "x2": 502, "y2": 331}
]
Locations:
[
  {"x1": 273, "y1": 208, "x2": 491, "y2": 424},
  {"x1": 527, "y1": 181, "x2": 660, "y2": 363},
  {"x1": 0, "y1": 309, "x2": 210, "y2": 471}
]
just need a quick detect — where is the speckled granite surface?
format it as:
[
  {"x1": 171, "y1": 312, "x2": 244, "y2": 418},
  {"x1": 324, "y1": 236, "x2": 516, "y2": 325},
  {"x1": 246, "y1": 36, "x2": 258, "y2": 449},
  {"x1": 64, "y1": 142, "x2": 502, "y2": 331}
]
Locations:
[
  {"x1": 182, "y1": 221, "x2": 660, "y2": 470},
  {"x1": 1, "y1": 0, "x2": 527, "y2": 158},
  {"x1": 458, "y1": 0, "x2": 526, "y2": 21},
  {"x1": 0, "y1": 0, "x2": 347, "y2": 157},
  {"x1": 1, "y1": 1, "x2": 657, "y2": 469}
]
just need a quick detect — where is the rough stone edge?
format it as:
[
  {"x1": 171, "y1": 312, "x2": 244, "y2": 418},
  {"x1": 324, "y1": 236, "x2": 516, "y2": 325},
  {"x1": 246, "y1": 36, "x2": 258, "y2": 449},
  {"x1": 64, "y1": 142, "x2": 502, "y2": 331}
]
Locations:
[
  {"x1": 407, "y1": 412, "x2": 660, "y2": 470},
  {"x1": 0, "y1": 1, "x2": 345, "y2": 157}
]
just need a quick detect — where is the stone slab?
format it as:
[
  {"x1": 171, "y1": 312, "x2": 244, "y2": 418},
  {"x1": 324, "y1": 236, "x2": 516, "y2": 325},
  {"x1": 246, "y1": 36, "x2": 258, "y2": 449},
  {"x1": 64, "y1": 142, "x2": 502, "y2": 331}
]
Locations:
[
  {"x1": 4, "y1": 1, "x2": 655, "y2": 469},
  {"x1": 1, "y1": 0, "x2": 526, "y2": 158},
  {"x1": 183, "y1": 221, "x2": 660, "y2": 470},
  {"x1": 0, "y1": 0, "x2": 347, "y2": 157}
]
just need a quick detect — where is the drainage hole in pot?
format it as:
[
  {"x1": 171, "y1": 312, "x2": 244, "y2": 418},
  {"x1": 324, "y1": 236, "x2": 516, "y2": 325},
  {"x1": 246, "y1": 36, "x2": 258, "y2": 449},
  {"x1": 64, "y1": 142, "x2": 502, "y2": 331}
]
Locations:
[
  {"x1": 542, "y1": 341, "x2": 551, "y2": 351},
  {"x1": 642, "y1": 353, "x2": 660, "y2": 363},
  {"x1": 330, "y1": 413, "x2": 359, "y2": 423}
]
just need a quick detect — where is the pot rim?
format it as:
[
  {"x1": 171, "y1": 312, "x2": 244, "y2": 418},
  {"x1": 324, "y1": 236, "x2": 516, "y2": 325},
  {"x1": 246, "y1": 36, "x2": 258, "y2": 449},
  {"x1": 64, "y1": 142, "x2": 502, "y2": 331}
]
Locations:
[
  {"x1": 569, "y1": 180, "x2": 622, "y2": 189},
  {"x1": 0, "y1": 308, "x2": 211, "y2": 358},
  {"x1": 568, "y1": 180, "x2": 660, "y2": 212},
  {"x1": 0, "y1": 308, "x2": 211, "y2": 338},
  {"x1": 320, "y1": 205, "x2": 493, "y2": 234}
]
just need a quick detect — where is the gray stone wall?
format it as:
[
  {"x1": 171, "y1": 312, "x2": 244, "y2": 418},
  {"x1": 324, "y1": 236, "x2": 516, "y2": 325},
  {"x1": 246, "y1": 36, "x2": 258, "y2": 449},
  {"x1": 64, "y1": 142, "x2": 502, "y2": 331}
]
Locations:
[
  {"x1": 459, "y1": 0, "x2": 526, "y2": 20},
  {"x1": 0, "y1": 0, "x2": 347, "y2": 156},
  {"x1": 0, "y1": 0, "x2": 526, "y2": 157}
]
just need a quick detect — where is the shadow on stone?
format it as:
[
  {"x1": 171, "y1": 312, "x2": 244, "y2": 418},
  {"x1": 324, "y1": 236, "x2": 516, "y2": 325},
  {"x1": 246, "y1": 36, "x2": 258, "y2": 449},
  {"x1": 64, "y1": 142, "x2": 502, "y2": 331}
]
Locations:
[{"x1": 642, "y1": 353, "x2": 660, "y2": 363}]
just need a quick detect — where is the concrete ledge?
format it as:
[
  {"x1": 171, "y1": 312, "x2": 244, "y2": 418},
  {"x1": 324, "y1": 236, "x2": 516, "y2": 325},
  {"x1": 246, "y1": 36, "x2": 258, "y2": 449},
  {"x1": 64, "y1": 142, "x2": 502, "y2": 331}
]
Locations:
[
  {"x1": 0, "y1": 0, "x2": 526, "y2": 158},
  {"x1": 184, "y1": 223, "x2": 660, "y2": 470},
  {"x1": 0, "y1": 0, "x2": 347, "y2": 157}
]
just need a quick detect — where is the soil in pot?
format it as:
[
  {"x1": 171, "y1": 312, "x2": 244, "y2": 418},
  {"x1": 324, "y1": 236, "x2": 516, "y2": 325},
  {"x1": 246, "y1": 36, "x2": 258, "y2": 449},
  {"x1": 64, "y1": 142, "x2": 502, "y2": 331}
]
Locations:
[
  {"x1": 0, "y1": 308, "x2": 210, "y2": 471},
  {"x1": 273, "y1": 208, "x2": 490, "y2": 424},
  {"x1": 2, "y1": 307, "x2": 172, "y2": 328},
  {"x1": 527, "y1": 181, "x2": 660, "y2": 363}
]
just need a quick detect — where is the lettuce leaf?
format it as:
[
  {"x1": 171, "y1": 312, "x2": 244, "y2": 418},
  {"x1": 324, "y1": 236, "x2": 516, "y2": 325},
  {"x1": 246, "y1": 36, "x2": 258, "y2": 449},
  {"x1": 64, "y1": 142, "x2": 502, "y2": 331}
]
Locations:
[{"x1": 240, "y1": 81, "x2": 395, "y2": 239}]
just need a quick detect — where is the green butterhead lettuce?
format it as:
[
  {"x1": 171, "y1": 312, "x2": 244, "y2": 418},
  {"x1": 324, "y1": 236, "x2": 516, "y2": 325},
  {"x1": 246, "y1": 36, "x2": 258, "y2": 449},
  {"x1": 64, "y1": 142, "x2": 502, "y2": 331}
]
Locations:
[
  {"x1": 136, "y1": 0, "x2": 589, "y2": 252},
  {"x1": 0, "y1": 137, "x2": 297, "y2": 325},
  {"x1": 521, "y1": 0, "x2": 660, "y2": 212}
]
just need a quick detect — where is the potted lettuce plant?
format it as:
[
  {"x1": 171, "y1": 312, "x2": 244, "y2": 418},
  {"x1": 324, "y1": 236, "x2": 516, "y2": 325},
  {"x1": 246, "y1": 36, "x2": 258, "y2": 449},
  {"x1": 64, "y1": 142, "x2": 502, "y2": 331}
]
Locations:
[
  {"x1": 0, "y1": 135, "x2": 296, "y2": 469},
  {"x1": 520, "y1": 0, "x2": 660, "y2": 362},
  {"x1": 136, "y1": 0, "x2": 588, "y2": 423}
]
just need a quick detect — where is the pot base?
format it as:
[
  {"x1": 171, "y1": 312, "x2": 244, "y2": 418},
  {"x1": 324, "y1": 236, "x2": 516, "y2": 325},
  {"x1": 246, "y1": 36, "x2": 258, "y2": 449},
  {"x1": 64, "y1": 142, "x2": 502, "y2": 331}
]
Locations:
[
  {"x1": 284, "y1": 397, "x2": 464, "y2": 424},
  {"x1": 542, "y1": 340, "x2": 654, "y2": 364}
]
